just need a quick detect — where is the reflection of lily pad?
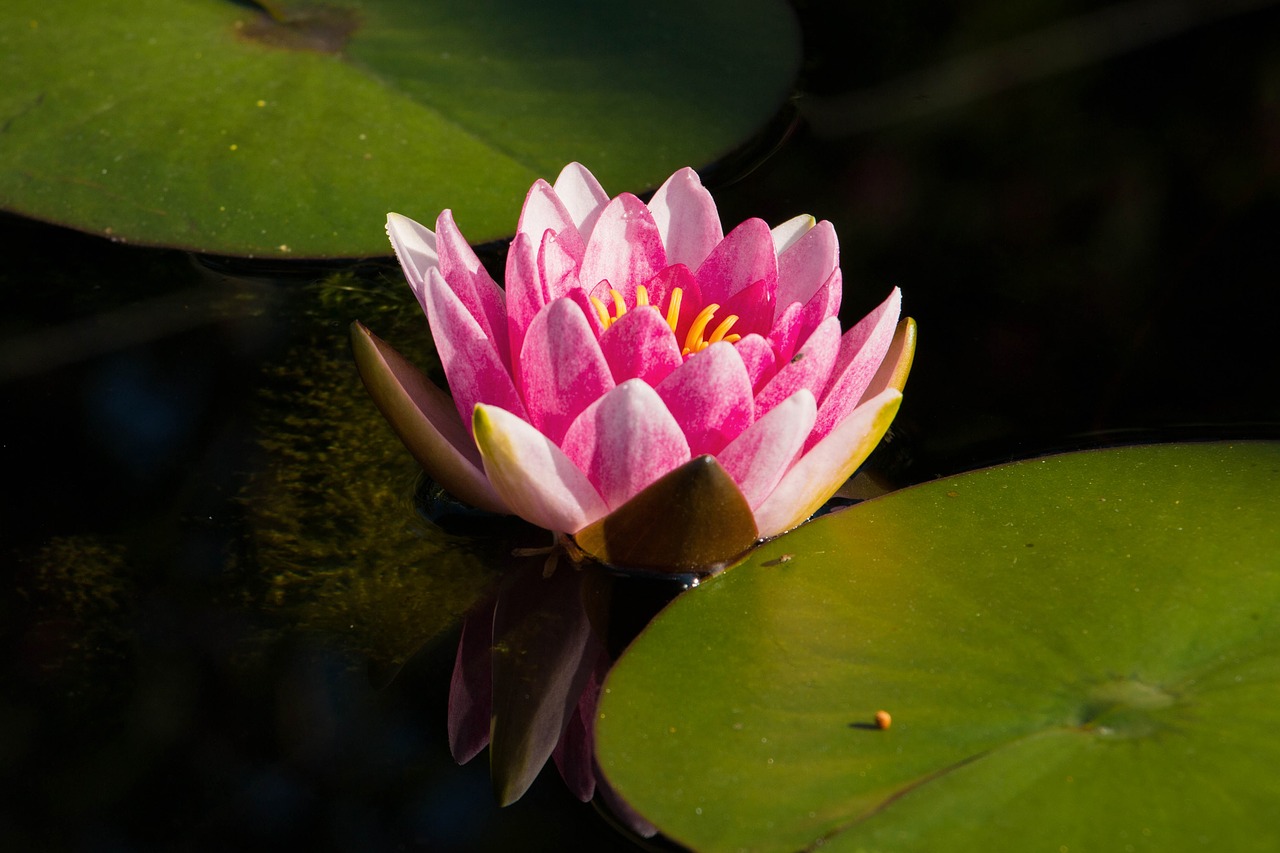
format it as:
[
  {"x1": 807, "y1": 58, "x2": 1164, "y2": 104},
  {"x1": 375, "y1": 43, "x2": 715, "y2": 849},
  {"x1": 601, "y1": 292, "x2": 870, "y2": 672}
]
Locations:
[
  {"x1": 0, "y1": 0, "x2": 800, "y2": 257},
  {"x1": 596, "y1": 442, "x2": 1280, "y2": 852}
]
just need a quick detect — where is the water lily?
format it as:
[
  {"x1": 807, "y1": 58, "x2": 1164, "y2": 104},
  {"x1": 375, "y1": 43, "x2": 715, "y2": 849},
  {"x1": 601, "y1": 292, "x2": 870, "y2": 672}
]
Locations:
[{"x1": 353, "y1": 163, "x2": 914, "y2": 570}]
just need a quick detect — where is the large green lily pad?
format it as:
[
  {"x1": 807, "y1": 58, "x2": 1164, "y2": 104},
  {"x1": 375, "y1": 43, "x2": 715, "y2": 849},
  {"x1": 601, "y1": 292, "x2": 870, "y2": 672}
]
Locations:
[
  {"x1": 596, "y1": 442, "x2": 1280, "y2": 852},
  {"x1": 0, "y1": 0, "x2": 799, "y2": 257}
]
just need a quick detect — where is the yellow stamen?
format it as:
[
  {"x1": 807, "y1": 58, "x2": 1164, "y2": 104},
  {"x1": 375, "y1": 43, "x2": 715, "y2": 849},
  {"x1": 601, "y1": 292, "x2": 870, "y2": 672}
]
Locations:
[
  {"x1": 635, "y1": 285, "x2": 649, "y2": 307},
  {"x1": 610, "y1": 288, "x2": 626, "y2": 320},
  {"x1": 666, "y1": 287, "x2": 683, "y2": 331},
  {"x1": 589, "y1": 295, "x2": 611, "y2": 328},
  {"x1": 707, "y1": 314, "x2": 740, "y2": 345},
  {"x1": 683, "y1": 303, "x2": 721, "y2": 355}
]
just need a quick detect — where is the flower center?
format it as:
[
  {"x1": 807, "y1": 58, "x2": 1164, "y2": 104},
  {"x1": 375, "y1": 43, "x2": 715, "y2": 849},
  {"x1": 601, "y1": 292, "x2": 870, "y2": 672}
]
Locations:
[{"x1": 589, "y1": 285, "x2": 741, "y2": 357}]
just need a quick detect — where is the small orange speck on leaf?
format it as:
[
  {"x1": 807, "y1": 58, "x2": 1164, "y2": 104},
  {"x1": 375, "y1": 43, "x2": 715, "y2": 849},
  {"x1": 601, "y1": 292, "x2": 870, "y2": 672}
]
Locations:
[{"x1": 875, "y1": 710, "x2": 892, "y2": 730}]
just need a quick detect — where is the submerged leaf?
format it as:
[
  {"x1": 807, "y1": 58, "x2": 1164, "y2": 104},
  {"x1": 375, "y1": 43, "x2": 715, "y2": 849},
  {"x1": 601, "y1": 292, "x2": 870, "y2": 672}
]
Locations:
[{"x1": 573, "y1": 455, "x2": 759, "y2": 572}]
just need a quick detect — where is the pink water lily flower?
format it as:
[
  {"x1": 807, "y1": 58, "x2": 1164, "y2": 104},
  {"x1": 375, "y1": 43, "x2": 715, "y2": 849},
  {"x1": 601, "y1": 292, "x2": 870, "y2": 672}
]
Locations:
[{"x1": 353, "y1": 163, "x2": 915, "y2": 570}]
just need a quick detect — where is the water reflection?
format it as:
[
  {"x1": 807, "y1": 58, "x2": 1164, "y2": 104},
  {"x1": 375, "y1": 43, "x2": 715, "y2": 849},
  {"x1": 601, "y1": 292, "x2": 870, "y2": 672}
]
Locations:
[{"x1": 439, "y1": 530, "x2": 703, "y2": 838}]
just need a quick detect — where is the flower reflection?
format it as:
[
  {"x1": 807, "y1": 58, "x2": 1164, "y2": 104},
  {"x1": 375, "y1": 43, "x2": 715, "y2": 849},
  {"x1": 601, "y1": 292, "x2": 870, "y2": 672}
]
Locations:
[{"x1": 448, "y1": 557, "x2": 659, "y2": 835}]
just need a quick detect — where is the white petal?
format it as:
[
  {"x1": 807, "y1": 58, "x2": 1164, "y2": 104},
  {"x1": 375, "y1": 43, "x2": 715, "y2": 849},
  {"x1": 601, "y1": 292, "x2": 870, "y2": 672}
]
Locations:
[{"x1": 473, "y1": 405, "x2": 609, "y2": 534}]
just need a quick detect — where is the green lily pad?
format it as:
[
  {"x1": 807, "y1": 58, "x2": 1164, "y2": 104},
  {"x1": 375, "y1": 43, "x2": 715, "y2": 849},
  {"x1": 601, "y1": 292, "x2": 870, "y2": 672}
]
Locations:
[
  {"x1": 0, "y1": 0, "x2": 799, "y2": 258},
  {"x1": 596, "y1": 442, "x2": 1280, "y2": 852}
]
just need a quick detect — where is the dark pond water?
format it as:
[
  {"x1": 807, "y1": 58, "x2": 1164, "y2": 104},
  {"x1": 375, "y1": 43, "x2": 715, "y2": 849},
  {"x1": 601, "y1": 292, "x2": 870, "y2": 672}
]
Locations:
[{"x1": 3, "y1": 2, "x2": 1279, "y2": 849}]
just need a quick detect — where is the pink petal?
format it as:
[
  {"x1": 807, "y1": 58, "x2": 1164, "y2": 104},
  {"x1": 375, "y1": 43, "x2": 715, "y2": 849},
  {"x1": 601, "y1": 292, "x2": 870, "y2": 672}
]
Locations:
[
  {"x1": 716, "y1": 389, "x2": 816, "y2": 510},
  {"x1": 599, "y1": 306, "x2": 682, "y2": 386},
  {"x1": 560, "y1": 380, "x2": 691, "y2": 510},
  {"x1": 472, "y1": 404, "x2": 609, "y2": 533},
  {"x1": 564, "y1": 287, "x2": 607, "y2": 339},
  {"x1": 386, "y1": 212, "x2": 438, "y2": 289},
  {"x1": 654, "y1": 342, "x2": 754, "y2": 457},
  {"x1": 504, "y1": 231, "x2": 543, "y2": 376},
  {"x1": 771, "y1": 213, "x2": 815, "y2": 254},
  {"x1": 518, "y1": 297, "x2": 615, "y2": 444},
  {"x1": 579, "y1": 194, "x2": 666, "y2": 297},
  {"x1": 435, "y1": 210, "x2": 511, "y2": 366},
  {"x1": 719, "y1": 276, "x2": 777, "y2": 340},
  {"x1": 753, "y1": 388, "x2": 903, "y2": 539},
  {"x1": 517, "y1": 179, "x2": 585, "y2": 262},
  {"x1": 776, "y1": 219, "x2": 839, "y2": 308},
  {"x1": 768, "y1": 300, "x2": 805, "y2": 365},
  {"x1": 785, "y1": 267, "x2": 843, "y2": 360},
  {"x1": 641, "y1": 264, "x2": 704, "y2": 346},
  {"x1": 539, "y1": 228, "x2": 583, "y2": 303},
  {"x1": 647, "y1": 167, "x2": 723, "y2": 269},
  {"x1": 811, "y1": 288, "x2": 902, "y2": 448},
  {"x1": 553, "y1": 162, "x2": 610, "y2": 242},
  {"x1": 753, "y1": 315, "x2": 842, "y2": 419},
  {"x1": 734, "y1": 333, "x2": 778, "y2": 394},
  {"x1": 423, "y1": 269, "x2": 527, "y2": 432},
  {"x1": 695, "y1": 217, "x2": 778, "y2": 305}
]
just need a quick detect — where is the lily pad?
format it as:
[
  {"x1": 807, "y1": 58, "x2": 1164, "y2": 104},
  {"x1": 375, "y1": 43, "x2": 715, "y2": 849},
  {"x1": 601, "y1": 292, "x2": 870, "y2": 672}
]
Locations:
[
  {"x1": 595, "y1": 442, "x2": 1280, "y2": 852},
  {"x1": 0, "y1": 0, "x2": 799, "y2": 258}
]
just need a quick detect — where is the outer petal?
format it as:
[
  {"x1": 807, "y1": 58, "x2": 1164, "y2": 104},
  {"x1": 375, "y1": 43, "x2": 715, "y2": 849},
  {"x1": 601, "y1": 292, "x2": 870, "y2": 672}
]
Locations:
[
  {"x1": 654, "y1": 341, "x2": 754, "y2": 457},
  {"x1": 716, "y1": 389, "x2": 816, "y2": 510},
  {"x1": 519, "y1": 297, "x2": 615, "y2": 444},
  {"x1": 553, "y1": 162, "x2": 610, "y2": 242},
  {"x1": 771, "y1": 268, "x2": 843, "y2": 365},
  {"x1": 538, "y1": 228, "x2": 582, "y2": 303},
  {"x1": 734, "y1": 333, "x2": 777, "y2": 394},
  {"x1": 811, "y1": 288, "x2": 902, "y2": 447},
  {"x1": 435, "y1": 210, "x2": 511, "y2": 366},
  {"x1": 573, "y1": 455, "x2": 757, "y2": 570},
  {"x1": 695, "y1": 217, "x2": 778, "y2": 305},
  {"x1": 504, "y1": 231, "x2": 543, "y2": 374},
  {"x1": 776, "y1": 218, "x2": 838, "y2": 308},
  {"x1": 350, "y1": 322, "x2": 507, "y2": 514},
  {"x1": 517, "y1": 179, "x2": 585, "y2": 262},
  {"x1": 647, "y1": 167, "x2": 723, "y2": 270},
  {"x1": 599, "y1": 306, "x2": 682, "y2": 387},
  {"x1": 771, "y1": 213, "x2": 815, "y2": 255},
  {"x1": 863, "y1": 316, "x2": 918, "y2": 399},
  {"x1": 386, "y1": 212, "x2": 439, "y2": 288},
  {"x1": 424, "y1": 268, "x2": 527, "y2": 431},
  {"x1": 579, "y1": 194, "x2": 666, "y2": 297},
  {"x1": 795, "y1": 268, "x2": 842, "y2": 344},
  {"x1": 753, "y1": 388, "x2": 902, "y2": 539},
  {"x1": 768, "y1": 300, "x2": 805, "y2": 365},
  {"x1": 473, "y1": 405, "x2": 609, "y2": 533},
  {"x1": 753, "y1": 315, "x2": 842, "y2": 419},
  {"x1": 560, "y1": 380, "x2": 691, "y2": 510}
]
